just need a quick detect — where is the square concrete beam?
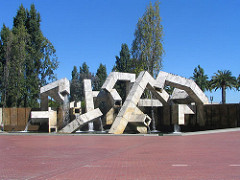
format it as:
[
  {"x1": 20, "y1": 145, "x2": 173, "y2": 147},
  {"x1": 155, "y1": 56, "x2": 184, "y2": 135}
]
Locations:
[
  {"x1": 156, "y1": 71, "x2": 209, "y2": 105},
  {"x1": 40, "y1": 78, "x2": 70, "y2": 104},
  {"x1": 59, "y1": 108, "x2": 102, "y2": 133},
  {"x1": 102, "y1": 72, "x2": 136, "y2": 92},
  {"x1": 172, "y1": 104, "x2": 195, "y2": 125},
  {"x1": 84, "y1": 79, "x2": 95, "y2": 112},
  {"x1": 138, "y1": 99, "x2": 163, "y2": 107}
]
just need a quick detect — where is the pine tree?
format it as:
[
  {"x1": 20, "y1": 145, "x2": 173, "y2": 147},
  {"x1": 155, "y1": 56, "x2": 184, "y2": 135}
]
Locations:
[
  {"x1": 94, "y1": 63, "x2": 107, "y2": 91},
  {"x1": 70, "y1": 66, "x2": 81, "y2": 102},
  {"x1": 10, "y1": 5, "x2": 28, "y2": 107},
  {"x1": 0, "y1": 4, "x2": 58, "y2": 107},
  {"x1": 113, "y1": 44, "x2": 132, "y2": 100},
  {"x1": 131, "y1": 1, "x2": 164, "y2": 78},
  {"x1": 0, "y1": 25, "x2": 13, "y2": 107},
  {"x1": 113, "y1": 44, "x2": 131, "y2": 73}
]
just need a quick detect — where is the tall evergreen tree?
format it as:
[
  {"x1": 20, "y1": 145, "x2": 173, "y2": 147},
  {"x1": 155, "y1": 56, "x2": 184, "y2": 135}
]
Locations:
[
  {"x1": 11, "y1": 22, "x2": 29, "y2": 107},
  {"x1": 0, "y1": 25, "x2": 13, "y2": 107},
  {"x1": 191, "y1": 65, "x2": 209, "y2": 92},
  {"x1": 70, "y1": 66, "x2": 81, "y2": 102},
  {"x1": 94, "y1": 63, "x2": 107, "y2": 91},
  {"x1": 131, "y1": 1, "x2": 164, "y2": 78},
  {"x1": 113, "y1": 44, "x2": 132, "y2": 100},
  {"x1": 113, "y1": 44, "x2": 131, "y2": 73},
  {"x1": 209, "y1": 70, "x2": 236, "y2": 104},
  {"x1": 0, "y1": 4, "x2": 58, "y2": 107}
]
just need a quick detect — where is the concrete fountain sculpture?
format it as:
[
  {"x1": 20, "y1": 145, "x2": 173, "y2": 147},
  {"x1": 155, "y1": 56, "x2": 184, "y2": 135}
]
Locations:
[{"x1": 30, "y1": 71, "x2": 209, "y2": 134}]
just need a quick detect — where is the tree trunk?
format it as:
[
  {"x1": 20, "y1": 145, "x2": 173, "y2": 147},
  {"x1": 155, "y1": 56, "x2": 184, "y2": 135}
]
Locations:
[{"x1": 222, "y1": 85, "x2": 226, "y2": 104}]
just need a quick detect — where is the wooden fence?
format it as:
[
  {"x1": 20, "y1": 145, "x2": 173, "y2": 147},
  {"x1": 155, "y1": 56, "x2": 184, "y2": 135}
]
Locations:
[
  {"x1": 2, "y1": 108, "x2": 32, "y2": 131},
  {"x1": 157, "y1": 104, "x2": 240, "y2": 132}
]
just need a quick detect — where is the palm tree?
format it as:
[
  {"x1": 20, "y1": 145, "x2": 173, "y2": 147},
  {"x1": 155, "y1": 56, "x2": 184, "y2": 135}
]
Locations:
[
  {"x1": 236, "y1": 74, "x2": 240, "y2": 91},
  {"x1": 209, "y1": 70, "x2": 236, "y2": 104},
  {"x1": 191, "y1": 65, "x2": 209, "y2": 92}
]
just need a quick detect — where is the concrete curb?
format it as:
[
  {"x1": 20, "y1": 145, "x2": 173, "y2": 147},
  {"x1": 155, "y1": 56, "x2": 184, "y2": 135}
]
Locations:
[{"x1": 163, "y1": 127, "x2": 240, "y2": 136}]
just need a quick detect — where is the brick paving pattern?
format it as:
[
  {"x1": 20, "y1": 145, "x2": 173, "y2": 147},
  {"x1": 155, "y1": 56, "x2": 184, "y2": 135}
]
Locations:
[{"x1": 0, "y1": 132, "x2": 240, "y2": 180}]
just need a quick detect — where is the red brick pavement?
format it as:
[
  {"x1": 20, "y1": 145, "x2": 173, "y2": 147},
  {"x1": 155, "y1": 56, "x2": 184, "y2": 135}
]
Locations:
[{"x1": 0, "y1": 132, "x2": 240, "y2": 180}]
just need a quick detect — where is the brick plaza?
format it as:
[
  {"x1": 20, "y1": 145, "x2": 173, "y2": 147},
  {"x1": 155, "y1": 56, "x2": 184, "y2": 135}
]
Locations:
[{"x1": 0, "y1": 131, "x2": 240, "y2": 180}]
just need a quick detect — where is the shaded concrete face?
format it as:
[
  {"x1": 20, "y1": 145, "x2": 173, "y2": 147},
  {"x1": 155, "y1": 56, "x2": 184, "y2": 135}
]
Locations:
[
  {"x1": 40, "y1": 78, "x2": 70, "y2": 111},
  {"x1": 171, "y1": 88, "x2": 193, "y2": 104}
]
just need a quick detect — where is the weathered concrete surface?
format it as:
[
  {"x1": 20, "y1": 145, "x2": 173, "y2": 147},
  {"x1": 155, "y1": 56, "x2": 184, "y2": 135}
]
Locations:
[
  {"x1": 102, "y1": 72, "x2": 136, "y2": 92},
  {"x1": 31, "y1": 107, "x2": 57, "y2": 132},
  {"x1": 59, "y1": 108, "x2": 103, "y2": 133},
  {"x1": 172, "y1": 104, "x2": 195, "y2": 125},
  {"x1": 40, "y1": 78, "x2": 70, "y2": 110},
  {"x1": 156, "y1": 71, "x2": 209, "y2": 105},
  {"x1": 109, "y1": 71, "x2": 170, "y2": 134},
  {"x1": 84, "y1": 79, "x2": 95, "y2": 112},
  {"x1": 138, "y1": 99, "x2": 163, "y2": 107},
  {"x1": 171, "y1": 88, "x2": 193, "y2": 104},
  {"x1": 70, "y1": 101, "x2": 81, "y2": 108},
  {"x1": 109, "y1": 89, "x2": 122, "y2": 106},
  {"x1": 95, "y1": 89, "x2": 122, "y2": 126}
]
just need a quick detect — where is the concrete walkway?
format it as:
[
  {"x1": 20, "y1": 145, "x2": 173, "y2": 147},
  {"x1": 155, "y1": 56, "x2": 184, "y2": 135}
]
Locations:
[{"x1": 0, "y1": 129, "x2": 240, "y2": 179}]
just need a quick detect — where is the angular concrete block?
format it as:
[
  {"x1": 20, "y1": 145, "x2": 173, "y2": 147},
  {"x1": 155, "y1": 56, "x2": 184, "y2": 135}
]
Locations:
[
  {"x1": 108, "y1": 116, "x2": 128, "y2": 134},
  {"x1": 128, "y1": 114, "x2": 151, "y2": 126},
  {"x1": 105, "y1": 107, "x2": 116, "y2": 125},
  {"x1": 76, "y1": 101, "x2": 81, "y2": 108},
  {"x1": 125, "y1": 84, "x2": 144, "y2": 105},
  {"x1": 70, "y1": 101, "x2": 75, "y2": 108},
  {"x1": 156, "y1": 71, "x2": 168, "y2": 88},
  {"x1": 172, "y1": 104, "x2": 195, "y2": 125},
  {"x1": 171, "y1": 88, "x2": 194, "y2": 104},
  {"x1": 60, "y1": 108, "x2": 103, "y2": 133},
  {"x1": 138, "y1": 99, "x2": 163, "y2": 107},
  {"x1": 92, "y1": 91, "x2": 99, "y2": 98},
  {"x1": 84, "y1": 79, "x2": 95, "y2": 112},
  {"x1": 109, "y1": 89, "x2": 122, "y2": 106},
  {"x1": 151, "y1": 89, "x2": 170, "y2": 106},
  {"x1": 156, "y1": 71, "x2": 209, "y2": 105},
  {"x1": 102, "y1": 72, "x2": 136, "y2": 92},
  {"x1": 40, "y1": 78, "x2": 70, "y2": 104}
]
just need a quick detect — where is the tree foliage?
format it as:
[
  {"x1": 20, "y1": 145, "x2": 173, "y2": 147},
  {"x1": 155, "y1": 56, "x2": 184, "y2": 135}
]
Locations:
[
  {"x1": 237, "y1": 75, "x2": 240, "y2": 91},
  {"x1": 113, "y1": 43, "x2": 132, "y2": 73},
  {"x1": 70, "y1": 66, "x2": 81, "y2": 102},
  {"x1": 0, "y1": 4, "x2": 58, "y2": 107},
  {"x1": 112, "y1": 44, "x2": 133, "y2": 100},
  {"x1": 191, "y1": 65, "x2": 209, "y2": 92},
  {"x1": 209, "y1": 70, "x2": 236, "y2": 104},
  {"x1": 94, "y1": 63, "x2": 107, "y2": 91},
  {"x1": 70, "y1": 62, "x2": 93, "y2": 102},
  {"x1": 131, "y1": 1, "x2": 164, "y2": 78}
]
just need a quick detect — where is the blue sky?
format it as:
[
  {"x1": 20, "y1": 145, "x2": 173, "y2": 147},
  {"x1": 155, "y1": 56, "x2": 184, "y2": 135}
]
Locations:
[{"x1": 0, "y1": 0, "x2": 240, "y2": 103}]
